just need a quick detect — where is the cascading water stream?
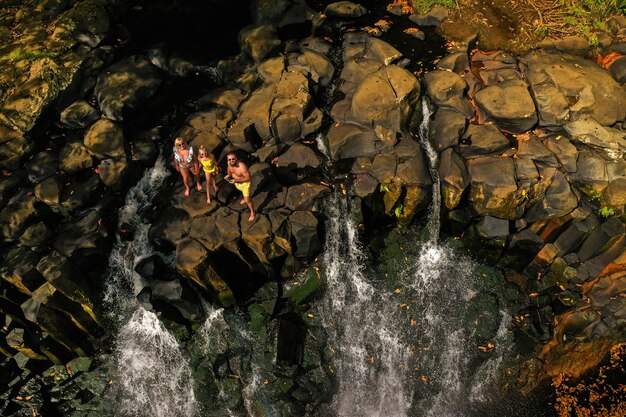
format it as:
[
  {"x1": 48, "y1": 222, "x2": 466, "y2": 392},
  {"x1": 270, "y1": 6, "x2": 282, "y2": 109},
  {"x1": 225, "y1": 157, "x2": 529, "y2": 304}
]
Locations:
[
  {"x1": 416, "y1": 97, "x2": 441, "y2": 243},
  {"x1": 320, "y1": 193, "x2": 414, "y2": 417},
  {"x1": 408, "y1": 96, "x2": 508, "y2": 416},
  {"x1": 103, "y1": 155, "x2": 197, "y2": 417}
]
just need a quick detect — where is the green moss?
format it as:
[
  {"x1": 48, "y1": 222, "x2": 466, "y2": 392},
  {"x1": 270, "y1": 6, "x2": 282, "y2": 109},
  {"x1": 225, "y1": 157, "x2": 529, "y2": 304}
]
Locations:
[
  {"x1": 412, "y1": 0, "x2": 458, "y2": 14},
  {"x1": 6, "y1": 49, "x2": 59, "y2": 63}
]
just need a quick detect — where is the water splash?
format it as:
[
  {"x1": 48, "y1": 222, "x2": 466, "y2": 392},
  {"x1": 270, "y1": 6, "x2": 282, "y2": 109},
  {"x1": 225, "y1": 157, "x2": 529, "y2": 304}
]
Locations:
[
  {"x1": 469, "y1": 312, "x2": 513, "y2": 403},
  {"x1": 104, "y1": 155, "x2": 170, "y2": 312},
  {"x1": 315, "y1": 132, "x2": 330, "y2": 159},
  {"x1": 320, "y1": 192, "x2": 413, "y2": 417},
  {"x1": 416, "y1": 96, "x2": 440, "y2": 242},
  {"x1": 115, "y1": 308, "x2": 196, "y2": 417},
  {"x1": 102, "y1": 154, "x2": 198, "y2": 416}
]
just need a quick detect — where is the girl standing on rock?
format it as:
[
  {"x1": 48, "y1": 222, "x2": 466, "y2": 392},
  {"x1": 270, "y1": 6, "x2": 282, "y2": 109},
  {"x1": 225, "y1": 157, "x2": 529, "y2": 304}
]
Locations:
[
  {"x1": 197, "y1": 145, "x2": 219, "y2": 204},
  {"x1": 173, "y1": 137, "x2": 201, "y2": 197}
]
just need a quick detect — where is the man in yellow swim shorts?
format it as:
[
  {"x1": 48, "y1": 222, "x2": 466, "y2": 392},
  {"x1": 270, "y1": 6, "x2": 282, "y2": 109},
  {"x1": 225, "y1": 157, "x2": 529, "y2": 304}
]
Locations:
[{"x1": 226, "y1": 152, "x2": 256, "y2": 221}]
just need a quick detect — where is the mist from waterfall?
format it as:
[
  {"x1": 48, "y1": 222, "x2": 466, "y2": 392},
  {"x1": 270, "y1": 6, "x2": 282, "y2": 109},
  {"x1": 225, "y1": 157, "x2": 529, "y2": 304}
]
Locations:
[{"x1": 103, "y1": 155, "x2": 197, "y2": 417}]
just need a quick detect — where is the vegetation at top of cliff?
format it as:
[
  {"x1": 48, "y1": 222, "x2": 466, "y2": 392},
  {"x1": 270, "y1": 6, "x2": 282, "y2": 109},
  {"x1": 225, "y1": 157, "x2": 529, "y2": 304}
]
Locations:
[
  {"x1": 555, "y1": 0, "x2": 626, "y2": 45},
  {"x1": 408, "y1": 0, "x2": 626, "y2": 52},
  {"x1": 411, "y1": 0, "x2": 459, "y2": 13}
]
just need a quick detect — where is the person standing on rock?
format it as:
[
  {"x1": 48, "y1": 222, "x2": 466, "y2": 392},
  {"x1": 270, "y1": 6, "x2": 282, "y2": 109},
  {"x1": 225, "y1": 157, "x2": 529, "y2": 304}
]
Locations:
[
  {"x1": 197, "y1": 145, "x2": 219, "y2": 205},
  {"x1": 225, "y1": 152, "x2": 255, "y2": 221},
  {"x1": 173, "y1": 137, "x2": 201, "y2": 197}
]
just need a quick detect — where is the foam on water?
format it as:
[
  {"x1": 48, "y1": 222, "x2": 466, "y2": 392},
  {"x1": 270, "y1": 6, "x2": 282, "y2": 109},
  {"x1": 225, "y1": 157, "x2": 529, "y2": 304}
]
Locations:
[{"x1": 115, "y1": 308, "x2": 197, "y2": 417}]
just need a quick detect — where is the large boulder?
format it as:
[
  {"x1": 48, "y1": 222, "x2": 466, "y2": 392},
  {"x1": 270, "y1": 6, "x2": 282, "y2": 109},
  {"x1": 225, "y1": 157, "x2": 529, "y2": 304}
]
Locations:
[
  {"x1": 0, "y1": 125, "x2": 33, "y2": 170},
  {"x1": 564, "y1": 118, "x2": 626, "y2": 160},
  {"x1": 572, "y1": 151, "x2": 608, "y2": 196},
  {"x1": 0, "y1": 195, "x2": 38, "y2": 242},
  {"x1": 324, "y1": 1, "x2": 367, "y2": 18},
  {"x1": 296, "y1": 49, "x2": 335, "y2": 87},
  {"x1": 97, "y1": 158, "x2": 130, "y2": 191},
  {"x1": 525, "y1": 171, "x2": 578, "y2": 222},
  {"x1": 474, "y1": 80, "x2": 538, "y2": 133},
  {"x1": 229, "y1": 84, "x2": 276, "y2": 151},
  {"x1": 289, "y1": 211, "x2": 321, "y2": 258},
  {"x1": 424, "y1": 70, "x2": 473, "y2": 117},
  {"x1": 340, "y1": 58, "x2": 383, "y2": 94},
  {"x1": 59, "y1": 142, "x2": 94, "y2": 173},
  {"x1": 94, "y1": 55, "x2": 161, "y2": 121},
  {"x1": 239, "y1": 24, "x2": 281, "y2": 64},
  {"x1": 0, "y1": 245, "x2": 46, "y2": 295},
  {"x1": 439, "y1": 148, "x2": 469, "y2": 210},
  {"x1": 26, "y1": 151, "x2": 58, "y2": 183},
  {"x1": 430, "y1": 109, "x2": 466, "y2": 151},
  {"x1": 83, "y1": 119, "x2": 126, "y2": 159},
  {"x1": 544, "y1": 135, "x2": 578, "y2": 173},
  {"x1": 36, "y1": 250, "x2": 94, "y2": 311},
  {"x1": 521, "y1": 51, "x2": 626, "y2": 126},
  {"x1": 175, "y1": 237, "x2": 233, "y2": 304},
  {"x1": 327, "y1": 123, "x2": 378, "y2": 160},
  {"x1": 177, "y1": 109, "x2": 232, "y2": 154},
  {"x1": 270, "y1": 71, "x2": 314, "y2": 143},
  {"x1": 285, "y1": 183, "x2": 330, "y2": 211},
  {"x1": 241, "y1": 214, "x2": 284, "y2": 264},
  {"x1": 51, "y1": 0, "x2": 110, "y2": 48},
  {"x1": 349, "y1": 65, "x2": 420, "y2": 135},
  {"x1": 459, "y1": 124, "x2": 511, "y2": 158},
  {"x1": 60, "y1": 100, "x2": 99, "y2": 129},
  {"x1": 467, "y1": 156, "x2": 523, "y2": 219}
]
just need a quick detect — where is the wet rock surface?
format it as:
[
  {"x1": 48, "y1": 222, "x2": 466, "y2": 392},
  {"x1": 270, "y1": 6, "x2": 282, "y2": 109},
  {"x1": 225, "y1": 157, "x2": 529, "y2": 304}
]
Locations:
[{"x1": 1, "y1": 0, "x2": 626, "y2": 415}]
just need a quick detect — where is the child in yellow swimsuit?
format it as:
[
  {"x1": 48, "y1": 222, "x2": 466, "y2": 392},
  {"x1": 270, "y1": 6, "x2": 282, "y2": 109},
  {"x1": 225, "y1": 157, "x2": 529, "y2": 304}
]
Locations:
[{"x1": 197, "y1": 146, "x2": 219, "y2": 204}]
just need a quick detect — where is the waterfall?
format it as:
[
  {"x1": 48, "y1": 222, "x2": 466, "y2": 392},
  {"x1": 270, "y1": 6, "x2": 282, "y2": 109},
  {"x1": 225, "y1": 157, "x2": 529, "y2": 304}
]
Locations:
[
  {"x1": 320, "y1": 192, "x2": 413, "y2": 417},
  {"x1": 115, "y1": 308, "x2": 197, "y2": 417},
  {"x1": 103, "y1": 155, "x2": 197, "y2": 416},
  {"x1": 315, "y1": 132, "x2": 330, "y2": 159},
  {"x1": 417, "y1": 97, "x2": 440, "y2": 242},
  {"x1": 407, "y1": 96, "x2": 508, "y2": 416}
]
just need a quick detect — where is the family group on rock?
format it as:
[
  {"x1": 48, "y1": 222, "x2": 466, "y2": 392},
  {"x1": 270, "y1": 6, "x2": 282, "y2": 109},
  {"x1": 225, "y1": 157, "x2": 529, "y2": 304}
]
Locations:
[{"x1": 172, "y1": 137, "x2": 256, "y2": 221}]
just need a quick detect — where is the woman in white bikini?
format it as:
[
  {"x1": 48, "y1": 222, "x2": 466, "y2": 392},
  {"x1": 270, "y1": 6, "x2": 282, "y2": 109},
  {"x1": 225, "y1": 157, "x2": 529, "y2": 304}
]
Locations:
[{"x1": 173, "y1": 137, "x2": 201, "y2": 197}]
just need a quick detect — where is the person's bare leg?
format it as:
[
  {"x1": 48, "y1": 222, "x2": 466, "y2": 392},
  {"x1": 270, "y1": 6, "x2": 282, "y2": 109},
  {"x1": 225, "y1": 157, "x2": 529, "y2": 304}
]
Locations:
[
  {"x1": 181, "y1": 169, "x2": 191, "y2": 197},
  {"x1": 212, "y1": 174, "x2": 219, "y2": 192},
  {"x1": 194, "y1": 169, "x2": 202, "y2": 191},
  {"x1": 245, "y1": 196, "x2": 255, "y2": 221},
  {"x1": 205, "y1": 173, "x2": 211, "y2": 204}
]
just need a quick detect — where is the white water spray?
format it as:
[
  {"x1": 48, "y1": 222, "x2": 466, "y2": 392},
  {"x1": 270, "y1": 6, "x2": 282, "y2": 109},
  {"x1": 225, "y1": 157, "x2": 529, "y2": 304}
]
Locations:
[
  {"x1": 320, "y1": 193, "x2": 413, "y2": 417},
  {"x1": 103, "y1": 155, "x2": 197, "y2": 416},
  {"x1": 115, "y1": 308, "x2": 197, "y2": 417}
]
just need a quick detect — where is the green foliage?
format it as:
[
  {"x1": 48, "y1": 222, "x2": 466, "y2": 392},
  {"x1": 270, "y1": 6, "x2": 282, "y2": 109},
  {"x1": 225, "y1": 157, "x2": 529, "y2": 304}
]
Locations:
[
  {"x1": 560, "y1": 0, "x2": 626, "y2": 47},
  {"x1": 394, "y1": 204, "x2": 404, "y2": 218},
  {"x1": 589, "y1": 191, "x2": 603, "y2": 201},
  {"x1": 379, "y1": 184, "x2": 390, "y2": 193},
  {"x1": 412, "y1": 0, "x2": 458, "y2": 14},
  {"x1": 599, "y1": 206, "x2": 615, "y2": 218}
]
